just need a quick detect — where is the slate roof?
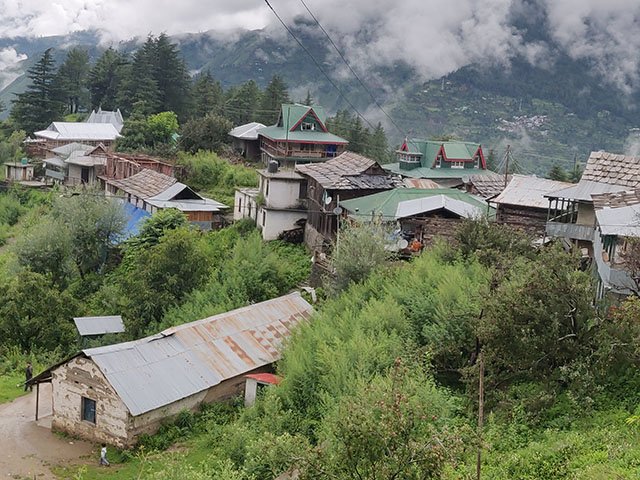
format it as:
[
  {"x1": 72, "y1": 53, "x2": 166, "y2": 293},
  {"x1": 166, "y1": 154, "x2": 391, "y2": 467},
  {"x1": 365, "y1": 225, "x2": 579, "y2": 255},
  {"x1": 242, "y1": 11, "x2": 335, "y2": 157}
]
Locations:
[
  {"x1": 581, "y1": 151, "x2": 640, "y2": 187},
  {"x1": 229, "y1": 122, "x2": 266, "y2": 140},
  {"x1": 295, "y1": 151, "x2": 398, "y2": 190},
  {"x1": 340, "y1": 188, "x2": 494, "y2": 221},
  {"x1": 107, "y1": 169, "x2": 177, "y2": 199},
  {"x1": 493, "y1": 175, "x2": 573, "y2": 209},
  {"x1": 81, "y1": 292, "x2": 313, "y2": 416},
  {"x1": 592, "y1": 190, "x2": 640, "y2": 210},
  {"x1": 468, "y1": 172, "x2": 508, "y2": 198}
]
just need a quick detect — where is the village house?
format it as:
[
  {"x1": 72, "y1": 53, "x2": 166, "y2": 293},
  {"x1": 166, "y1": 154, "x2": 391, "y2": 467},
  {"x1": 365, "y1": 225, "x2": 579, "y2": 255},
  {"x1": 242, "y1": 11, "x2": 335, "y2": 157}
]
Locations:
[
  {"x1": 296, "y1": 151, "x2": 400, "y2": 250},
  {"x1": 85, "y1": 108, "x2": 125, "y2": 133},
  {"x1": 258, "y1": 103, "x2": 348, "y2": 168},
  {"x1": 235, "y1": 162, "x2": 307, "y2": 241},
  {"x1": 28, "y1": 292, "x2": 313, "y2": 447},
  {"x1": 340, "y1": 188, "x2": 493, "y2": 250},
  {"x1": 105, "y1": 169, "x2": 228, "y2": 230},
  {"x1": 384, "y1": 139, "x2": 492, "y2": 188},
  {"x1": 229, "y1": 122, "x2": 266, "y2": 160},
  {"x1": 545, "y1": 151, "x2": 640, "y2": 256},
  {"x1": 31, "y1": 122, "x2": 121, "y2": 151},
  {"x1": 43, "y1": 143, "x2": 109, "y2": 185},
  {"x1": 491, "y1": 174, "x2": 572, "y2": 236},
  {"x1": 4, "y1": 159, "x2": 35, "y2": 182},
  {"x1": 591, "y1": 191, "x2": 640, "y2": 297}
]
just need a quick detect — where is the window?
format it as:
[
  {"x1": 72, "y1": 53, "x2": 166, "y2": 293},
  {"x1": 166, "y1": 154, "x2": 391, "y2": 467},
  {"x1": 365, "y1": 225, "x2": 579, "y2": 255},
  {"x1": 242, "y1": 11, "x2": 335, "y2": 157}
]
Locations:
[
  {"x1": 450, "y1": 160, "x2": 465, "y2": 169},
  {"x1": 474, "y1": 156, "x2": 480, "y2": 168},
  {"x1": 299, "y1": 181, "x2": 308, "y2": 199},
  {"x1": 300, "y1": 143, "x2": 312, "y2": 151},
  {"x1": 301, "y1": 122, "x2": 315, "y2": 131},
  {"x1": 238, "y1": 198, "x2": 242, "y2": 213},
  {"x1": 435, "y1": 155, "x2": 442, "y2": 168},
  {"x1": 262, "y1": 210, "x2": 266, "y2": 227},
  {"x1": 81, "y1": 397, "x2": 96, "y2": 424},
  {"x1": 265, "y1": 179, "x2": 269, "y2": 196}
]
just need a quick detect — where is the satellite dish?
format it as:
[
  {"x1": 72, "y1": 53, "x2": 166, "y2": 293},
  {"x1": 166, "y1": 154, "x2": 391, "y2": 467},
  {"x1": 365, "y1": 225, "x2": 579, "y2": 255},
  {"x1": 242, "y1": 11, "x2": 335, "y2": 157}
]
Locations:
[
  {"x1": 397, "y1": 239, "x2": 409, "y2": 249},
  {"x1": 332, "y1": 206, "x2": 343, "y2": 215},
  {"x1": 324, "y1": 195, "x2": 333, "y2": 205}
]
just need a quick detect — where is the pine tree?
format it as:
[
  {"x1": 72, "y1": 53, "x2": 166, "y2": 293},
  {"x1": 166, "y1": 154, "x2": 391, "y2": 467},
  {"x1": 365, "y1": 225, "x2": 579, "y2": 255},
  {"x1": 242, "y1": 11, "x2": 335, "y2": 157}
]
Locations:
[
  {"x1": 366, "y1": 122, "x2": 390, "y2": 163},
  {"x1": 89, "y1": 47, "x2": 128, "y2": 110},
  {"x1": 224, "y1": 80, "x2": 262, "y2": 125},
  {"x1": 116, "y1": 38, "x2": 161, "y2": 116},
  {"x1": 259, "y1": 75, "x2": 289, "y2": 125},
  {"x1": 154, "y1": 33, "x2": 192, "y2": 119},
  {"x1": 548, "y1": 164, "x2": 569, "y2": 182},
  {"x1": 348, "y1": 116, "x2": 370, "y2": 154},
  {"x1": 192, "y1": 71, "x2": 223, "y2": 118},
  {"x1": 55, "y1": 48, "x2": 90, "y2": 115},
  {"x1": 302, "y1": 90, "x2": 313, "y2": 106},
  {"x1": 11, "y1": 48, "x2": 64, "y2": 133}
]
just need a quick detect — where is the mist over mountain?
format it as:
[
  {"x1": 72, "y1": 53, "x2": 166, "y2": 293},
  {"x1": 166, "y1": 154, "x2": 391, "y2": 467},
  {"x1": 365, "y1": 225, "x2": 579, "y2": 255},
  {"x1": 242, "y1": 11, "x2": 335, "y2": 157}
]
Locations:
[{"x1": 0, "y1": 3, "x2": 638, "y2": 173}]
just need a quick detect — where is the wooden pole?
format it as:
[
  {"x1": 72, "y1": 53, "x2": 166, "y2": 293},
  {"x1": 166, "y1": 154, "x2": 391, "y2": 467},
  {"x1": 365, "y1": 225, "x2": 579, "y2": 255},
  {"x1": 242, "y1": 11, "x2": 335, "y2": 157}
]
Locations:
[
  {"x1": 476, "y1": 351, "x2": 485, "y2": 480},
  {"x1": 35, "y1": 382, "x2": 40, "y2": 421}
]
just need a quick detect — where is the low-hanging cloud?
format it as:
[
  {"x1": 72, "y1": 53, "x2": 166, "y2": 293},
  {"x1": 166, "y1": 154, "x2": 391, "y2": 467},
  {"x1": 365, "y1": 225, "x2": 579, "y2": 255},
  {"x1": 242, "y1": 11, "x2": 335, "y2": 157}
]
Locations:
[
  {"x1": 0, "y1": 47, "x2": 27, "y2": 89},
  {"x1": 0, "y1": 0, "x2": 638, "y2": 93}
]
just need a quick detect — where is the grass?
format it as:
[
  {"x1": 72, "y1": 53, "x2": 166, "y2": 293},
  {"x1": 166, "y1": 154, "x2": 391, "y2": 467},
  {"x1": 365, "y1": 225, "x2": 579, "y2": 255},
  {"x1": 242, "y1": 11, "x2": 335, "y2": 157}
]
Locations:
[
  {"x1": 0, "y1": 371, "x2": 29, "y2": 404},
  {"x1": 53, "y1": 438, "x2": 212, "y2": 479}
]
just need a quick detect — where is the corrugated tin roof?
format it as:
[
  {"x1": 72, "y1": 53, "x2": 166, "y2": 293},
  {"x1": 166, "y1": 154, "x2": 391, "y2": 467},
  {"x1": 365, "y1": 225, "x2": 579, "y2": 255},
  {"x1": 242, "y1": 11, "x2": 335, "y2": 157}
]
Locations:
[
  {"x1": 258, "y1": 126, "x2": 348, "y2": 144},
  {"x1": 493, "y1": 174, "x2": 573, "y2": 209},
  {"x1": 340, "y1": 188, "x2": 493, "y2": 221},
  {"x1": 229, "y1": 122, "x2": 266, "y2": 140},
  {"x1": 245, "y1": 373, "x2": 281, "y2": 385},
  {"x1": 396, "y1": 195, "x2": 484, "y2": 219},
  {"x1": 73, "y1": 316, "x2": 125, "y2": 336},
  {"x1": 383, "y1": 162, "x2": 490, "y2": 180},
  {"x1": 51, "y1": 142, "x2": 95, "y2": 156},
  {"x1": 65, "y1": 155, "x2": 106, "y2": 167},
  {"x1": 546, "y1": 180, "x2": 630, "y2": 201},
  {"x1": 86, "y1": 109, "x2": 124, "y2": 133},
  {"x1": 82, "y1": 292, "x2": 313, "y2": 416},
  {"x1": 147, "y1": 198, "x2": 228, "y2": 212},
  {"x1": 581, "y1": 151, "x2": 640, "y2": 188},
  {"x1": 596, "y1": 204, "x2": 640, "y2": 237},
  {"x1": 35, "y1": 122, "x2": 121, "y2": 141},
  {"x1": 296, "y1": 151, "x2": 398, "y2": 190},
  {"x1": 402, "y1": 178, "x2": 441, "y2": 189},
  {"x1": 107, "y1": 169, "x2": 177, "y2": 199},
  {"x1": 43, "y1": 157, "x2": 66, "y2": 168}
]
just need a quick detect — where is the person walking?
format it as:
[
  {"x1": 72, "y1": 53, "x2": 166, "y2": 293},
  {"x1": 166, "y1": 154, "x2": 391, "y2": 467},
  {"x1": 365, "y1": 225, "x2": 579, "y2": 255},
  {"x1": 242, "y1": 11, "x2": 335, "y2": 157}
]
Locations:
[
  {"x1": 24, "y1": 362, "x2": 33, "y2": 392},
  {"x1": 99, "y1": 444, "x2": 110, "y2": 466}
]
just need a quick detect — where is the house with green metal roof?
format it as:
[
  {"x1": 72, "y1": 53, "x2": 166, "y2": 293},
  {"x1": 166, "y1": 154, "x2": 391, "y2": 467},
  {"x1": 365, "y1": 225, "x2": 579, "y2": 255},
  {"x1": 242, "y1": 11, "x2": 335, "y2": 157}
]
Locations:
[
  {"x1": 258, "y1": 104, "x2": 348, "y2": 167},
  {"x1": 383, "y1": 139, "x2": 491, "y2": 187},
  {"x1": 340, "y1": 188, "x2": 494, "y2": 249}
]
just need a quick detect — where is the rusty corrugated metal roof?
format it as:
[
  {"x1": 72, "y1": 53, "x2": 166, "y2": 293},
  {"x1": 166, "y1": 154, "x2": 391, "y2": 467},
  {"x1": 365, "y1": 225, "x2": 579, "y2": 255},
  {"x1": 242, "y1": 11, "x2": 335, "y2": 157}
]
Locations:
[{"x1": 83, "y1": 292, "x2": 313, "y2": 416}]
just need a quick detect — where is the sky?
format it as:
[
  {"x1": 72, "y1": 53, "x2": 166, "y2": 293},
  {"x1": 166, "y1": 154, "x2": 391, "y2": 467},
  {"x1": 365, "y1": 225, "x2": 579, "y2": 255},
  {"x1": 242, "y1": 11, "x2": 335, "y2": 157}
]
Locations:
[{"x1": 0, "y1": 0, "x2": 638, "y2": 93}]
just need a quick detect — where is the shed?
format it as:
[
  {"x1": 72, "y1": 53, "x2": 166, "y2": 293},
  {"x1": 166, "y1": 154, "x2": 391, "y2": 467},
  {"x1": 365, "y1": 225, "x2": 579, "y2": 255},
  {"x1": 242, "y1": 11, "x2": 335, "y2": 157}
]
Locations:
[
  {"x1": 30, "y1": 292, "x2": 313, "y2": 447},
  {"x1": 4, "y1": 161, "x2": 34, "y2": 182},
  {"x1": 229, "y1": 122, "x2": 266, "y2": 160}
]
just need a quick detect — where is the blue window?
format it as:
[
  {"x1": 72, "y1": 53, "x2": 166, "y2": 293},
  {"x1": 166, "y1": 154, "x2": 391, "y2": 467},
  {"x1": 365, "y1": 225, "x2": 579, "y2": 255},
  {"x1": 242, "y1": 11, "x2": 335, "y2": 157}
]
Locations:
[{"x1": 82, "y1": 397, "x2": 96, "y2": 424}]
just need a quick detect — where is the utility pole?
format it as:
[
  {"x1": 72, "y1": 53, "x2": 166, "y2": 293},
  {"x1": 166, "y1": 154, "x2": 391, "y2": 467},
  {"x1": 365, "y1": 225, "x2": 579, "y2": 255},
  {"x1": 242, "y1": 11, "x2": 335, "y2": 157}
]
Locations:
[
  {"x1": 476, "y1": 351, "x2": 485, "y2": 480},
  {"x1": 503, "y1": 145, "x2": 511, "y2": 188}
]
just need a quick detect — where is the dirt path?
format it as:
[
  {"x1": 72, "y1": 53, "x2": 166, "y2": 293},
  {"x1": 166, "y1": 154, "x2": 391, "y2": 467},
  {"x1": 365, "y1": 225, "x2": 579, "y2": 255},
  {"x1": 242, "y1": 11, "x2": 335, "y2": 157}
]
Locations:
[{"x1": 0, "y1": 383, "x2": 94, "y2": 479}]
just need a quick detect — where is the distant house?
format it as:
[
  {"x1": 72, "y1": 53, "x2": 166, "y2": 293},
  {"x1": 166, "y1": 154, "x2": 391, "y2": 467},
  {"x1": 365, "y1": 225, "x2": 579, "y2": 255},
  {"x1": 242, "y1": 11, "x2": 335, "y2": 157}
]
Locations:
[
  {"x1": 4, "y1": 160, "x2": 34, "y2": 182},
  {"x1": 492, "y1": 175, "x2": 572, "y2": 236},
  {"x1": 340, "y1": 188, "x2": 493, "y2": 249},
  {"x1": 33, "y1": 122, "x2": 121, "y2": 150},
  {"x1": 235, "y1": 164, "x2": 307, "y2": 241},
  {"x1": 258, "y1": 104, "x2": 348, "y2": 168},
  {"x1": 296, "y1": 151, "x2": 399, "y2": 249},
  {"x1": 545, "y1": 151, "x2": 640, "y2": 255},
  {"x1": 28, "y1": 292, "x2": 313, "y2": 447},
  {"x1": 229, "y1": 122, "x2": 266, "y2": 160},
  {"x1": 105, "y1": 169, "x2": 228, "y2": 230},
  {"x1": 99, "y1": 151, "x2": 179, "y2": 182},
  {"x1": 85, "y1": 108, "x2": 124, "y2": 133},
  {"x1": 384, "y1": 139, "x2": 490, "y2": 187},
  {"x1": 43, "y1": 144, "x2": 109, "y2": 186}
]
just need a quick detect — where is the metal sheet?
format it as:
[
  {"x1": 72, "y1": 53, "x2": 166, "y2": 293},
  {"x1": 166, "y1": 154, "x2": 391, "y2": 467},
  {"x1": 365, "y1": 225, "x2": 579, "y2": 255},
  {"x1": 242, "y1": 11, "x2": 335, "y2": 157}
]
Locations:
[
  {"x1": 395, "y1": 195, "x2": 484, "y2": 219},
  {"x1": 596, "y1": 204, "x2": 640, "y2": 237},
  {"x1": 493, "y1": 174, "x2": 572, "y2": 208},
  {"x1": 82, "y1": 292, "x2": 313, "y2": 416},
  {"x1": 73, "y1": 316, "x2": 125, "y2": 336},
  {"x1": 546, "y1": 180, "x2": 629, "y2": 201}
]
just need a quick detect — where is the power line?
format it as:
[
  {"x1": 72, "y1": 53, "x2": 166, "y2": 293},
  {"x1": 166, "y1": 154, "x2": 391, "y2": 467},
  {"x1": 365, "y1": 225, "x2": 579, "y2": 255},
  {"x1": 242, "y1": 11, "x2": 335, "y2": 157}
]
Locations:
[
  {"x1": 263, "y1": 0, "x2": 378, "y2": 133},
  {"x1": 297, "y1": 0, "x2": 409, "y2": 141}
]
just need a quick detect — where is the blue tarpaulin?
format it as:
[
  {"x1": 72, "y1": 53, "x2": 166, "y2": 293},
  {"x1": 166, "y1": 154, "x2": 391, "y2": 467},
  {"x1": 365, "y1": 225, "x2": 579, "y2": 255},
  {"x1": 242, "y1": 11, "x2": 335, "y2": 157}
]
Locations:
[{"x1": 122, "y1": 202, "x2": 151, "y2": 239}]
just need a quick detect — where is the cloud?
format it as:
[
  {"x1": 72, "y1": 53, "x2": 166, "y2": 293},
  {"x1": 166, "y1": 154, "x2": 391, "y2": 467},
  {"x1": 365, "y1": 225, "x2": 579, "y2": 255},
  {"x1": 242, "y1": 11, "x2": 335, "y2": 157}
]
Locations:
[
  {"x1": 0, "y1": 0, "x2": 638, "y2": 93},
  {"x1": 0, "y1": 47, "x2": 27, "y2": 89}
]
